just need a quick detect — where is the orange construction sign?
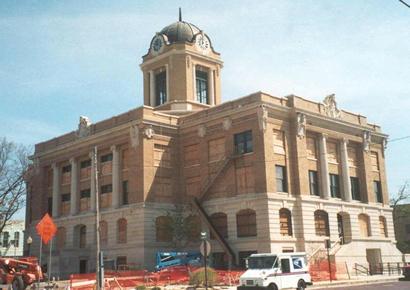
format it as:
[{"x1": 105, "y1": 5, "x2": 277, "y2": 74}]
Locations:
[{"x1": 36, "y1": 213, "x2": 57, "y2": 245}]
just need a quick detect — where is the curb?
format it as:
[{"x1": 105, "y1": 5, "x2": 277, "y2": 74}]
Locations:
[{"x1": 309, "y1": 275, "x2": 403, "y2": 289}]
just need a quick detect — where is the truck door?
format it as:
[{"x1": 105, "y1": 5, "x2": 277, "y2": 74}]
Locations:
[{"x1": 280, "y1": 258, "x2": 291, "y2": 289}]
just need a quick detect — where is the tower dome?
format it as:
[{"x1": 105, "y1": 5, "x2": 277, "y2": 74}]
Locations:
[{"x1": 160, "y1": 21, "x2": 201, "y2": 44}]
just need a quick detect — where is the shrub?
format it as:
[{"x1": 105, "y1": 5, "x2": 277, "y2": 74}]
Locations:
[
  {"x1": 135, "y1": 286, "x2": 147, "y2": 290},
  {"x1": 151, "y1": 287, "x2": 161, "y2": 290},
  {"x1": 189, "y1": 267, "x2": 217, "y2": 287}
]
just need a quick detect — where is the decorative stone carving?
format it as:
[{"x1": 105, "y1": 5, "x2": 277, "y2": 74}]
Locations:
[
  {"x1": 257, "y1": 105, "x2": 268, "y2": 132},
  {"x1": 143, "y1": 125, "x2": 154, "y2": 139},
  {"x1": 186, "y1": 55, "x2": 191, "y2": 68},
  {"x1": 77, "y1": 116, "x2": 91, "y2": 138},
  {"x1": 382, "y1": 138, "x2": 388, "y2": 150},
  {"x1": 363, "y1": 130, "x2": 371, "y2": 152},
  {"x1": 323, "y1": 94, "x2": 341, "y2": 119},
  {"x1": 296, "y1": 112, "x2": 306, "y2": 139},
  {"x1": 222, "y1": 118, "x2": 232, "y2": 131},
  {"x1": 130, "y1": 125, "x2": 140, "y2": 148},
  {"x1": 198, "y1": 124, "x2": 206, "y2": 138}
]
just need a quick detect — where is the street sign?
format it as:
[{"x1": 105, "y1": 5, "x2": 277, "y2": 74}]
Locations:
[
  {"x1": 36, "y1": 213, "x2": 57, "y2": 245},
  {"x1": 200, "y1": 240, "x2": 211, "y2": 257}
]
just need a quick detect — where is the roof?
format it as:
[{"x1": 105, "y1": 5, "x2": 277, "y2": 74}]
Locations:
[{"x1": 160, "y1": 20, "x2": 201, "y2": 44}]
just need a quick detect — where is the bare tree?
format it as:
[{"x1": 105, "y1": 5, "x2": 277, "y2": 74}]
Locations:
[
  {"x1": 391, "y1": 182, "x2": 410, "y2": 222},
  {"x1": 0, "y1": 137, "x2": 31, "y2": 235}
]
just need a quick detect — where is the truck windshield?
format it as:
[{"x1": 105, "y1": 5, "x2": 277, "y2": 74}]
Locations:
[{"x1": 248, "y1": 256, "x2": 278, "y2": 269}]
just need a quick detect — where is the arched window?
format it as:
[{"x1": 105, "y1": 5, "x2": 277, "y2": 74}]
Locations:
[
  {"x1": 57, "y1": 227, "x2": 66, "y2": 250},
  {"x1": 100, "y1": 221, "x2": 108, "y2": 245},
  {"x1": 156, "y1": 216, "x2": 173, "y2": 242},
  {"x1": 210, "y1": 212, "x2": 228, "y2": 239},
  {"x1": 79, "y1": 225, "x2": 86, "y2": 248},
  {"x1": 314, "y1": 210, "x2": 329, "y2": 237},
  {"x1": 358, "y1": 214, "x2": 371, "y2": 237},
  {"x1": 379, "y1": 216, "x2": 387, "y2": 237},
  {"x1": 279, "y1": 208, "x2": 293, "y2": 236},
  {"x1": 237, "y1": 209, "x2": 257, "y2": 237},
  {"x1": 117, "y1": 218, "x2": 127, "y2": 244},
  {"x1": 185, "y1": 215, "x2": 201, "y2": 241}
]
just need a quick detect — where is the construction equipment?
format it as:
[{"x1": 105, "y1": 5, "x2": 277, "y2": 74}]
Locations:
[
  {"x1": 155, "y1": 251, "x2": 201, "y2": 270},
  {"x1": 0, "y1": 257, "x2": 43, "y2": 290}
]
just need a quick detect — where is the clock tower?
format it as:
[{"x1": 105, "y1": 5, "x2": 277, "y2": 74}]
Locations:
[{"x1": 140, "y1": 10, "x2": 223, "y2": 114}]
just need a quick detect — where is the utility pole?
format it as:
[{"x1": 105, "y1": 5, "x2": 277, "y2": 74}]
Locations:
[{"x1": 94, "y1": 146, "x2": 104, "y2": 290}]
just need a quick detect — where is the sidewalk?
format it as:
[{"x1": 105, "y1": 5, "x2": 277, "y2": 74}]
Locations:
[{"x1": 308, "y1": 274, "x2": 403, "y2": 289}]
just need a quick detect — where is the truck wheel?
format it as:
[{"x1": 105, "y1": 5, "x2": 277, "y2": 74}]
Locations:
[
  {"x1": 12, "y1": 276, "x2": 25, "y2": 290},
  {"x1": 268, "y1": 283, "x2": 278, "y2": 290},
  {"x1": 297, "y1": 279, "x2": 306, "y2": 290}
]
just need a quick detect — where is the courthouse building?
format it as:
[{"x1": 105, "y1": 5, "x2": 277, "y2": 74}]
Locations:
[{"x1": 25, "y1": 13, "x2": 402, "y2": 277}]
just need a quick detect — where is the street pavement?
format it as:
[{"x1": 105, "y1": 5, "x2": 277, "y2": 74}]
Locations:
[{"x1": 312, "y1": 281, "x2": 410, "y2": 290}]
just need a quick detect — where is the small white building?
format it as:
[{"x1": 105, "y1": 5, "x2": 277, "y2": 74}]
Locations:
[{"x1": 0, "y1": 220, "x2": 25, "y2": 257}]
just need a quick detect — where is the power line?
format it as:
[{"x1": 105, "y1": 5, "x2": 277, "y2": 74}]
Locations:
[
  {"x1": 399, "y1": 0, "x2": 410, "y2": 8},
  {"x1": 389, "y1": 135, "x2": 410, "y2": 142}
]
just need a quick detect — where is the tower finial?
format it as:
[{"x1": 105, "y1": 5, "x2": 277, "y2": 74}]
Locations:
[{"x1": 179, "y1": 7, "x2": 182, "y2": 21}]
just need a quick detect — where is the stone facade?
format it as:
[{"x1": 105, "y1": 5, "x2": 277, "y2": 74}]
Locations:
[
  {"x1": 25, "y1": 16, "x2": 402, "y2": 279},
  {"x1": 0, "y1": 220, "x2": 25, "y2": 257}
]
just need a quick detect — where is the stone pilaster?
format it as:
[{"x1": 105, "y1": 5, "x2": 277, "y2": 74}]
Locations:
[
  {"x1": 111, "y1": 145, "x2": 120, "y2": 208},
  {"x1": 51, "y1": 163, "x2": 60, "y2": 217},
  {"x1": 90, "y1": 151, "x2": 96, "y2": 211},
  {"x1": 149, "y1": 70, "x2": 155, "y2": 106},
  {"x1": 340, "y1": 139, "x2": 352, "y2": 202},
  {"x1": 319, "y1": 134, "x2": 330, "y2": 199},
  {"x1": 208, "y1": 69, "x2": 215, "y2": 106},
  {"x1": 70, "y1": 158, "x2": 78, "y2": 215},
  {"x1": 192, "y1": 64, "x2": 196, "y2": 100}
]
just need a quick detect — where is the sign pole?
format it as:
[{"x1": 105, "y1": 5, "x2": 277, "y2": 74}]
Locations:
[
  {"x1": 94, "y1": 146, "x2": 103, "y2": 290},
  {"x1": 49, "y1": 238, "x2": 53, "y2": 284},
  {"x1": 38, "y1": 237, "x2": 43, "y2": 288}
]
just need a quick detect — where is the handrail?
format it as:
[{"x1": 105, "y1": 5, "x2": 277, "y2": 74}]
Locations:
[
  {"x1": 307, "y1": 246, "x2": 323, "y2": 262},
  {"x1": 354, "y1": 263, "x2": 369, "y2": 276}
]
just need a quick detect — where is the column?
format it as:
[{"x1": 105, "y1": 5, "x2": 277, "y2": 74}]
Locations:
[
  {"x1": 70, "y1": 158, "x2": 78, "y2": 215},
  {"x1": 165, "y1": 64, "x2": 169, "y2": 102},
  {"x1": 149, "y1": 70, "x2": 155, "y2": 106},
  {"x1": 340, "y1": 139, "x2": 352, "y2": 202},
  {"x1": 51, "y1": 163, "x2": 60, "y2": 217},
  {"x1": 111, "y1": 145, "x2": 120, "y2": 208},
  {"x1": 319, "y1": 134, "x2": 330, "y2": 199},
  {"x1": 208, "y1": 69, "x2": 215, "y2": 106},
  {"x1": 90, "y1": 151, "x2": 96, "y2": 211},
  {"x1": 192, "y1": 64, "x2": 197, "y2": 101}
]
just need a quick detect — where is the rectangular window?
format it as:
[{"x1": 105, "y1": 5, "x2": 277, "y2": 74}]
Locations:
[
  {"x1": 100, "y1": 153, "x2": 113, "y2": 163},
  {"x1": 2, "y1": 232, "x2": 9, "y2": 246},
  {"x1": 238, "y1": 251, "x2": 257, "y2": 269},
  {"x1": 122, "y1": 180, "x2": 129, "y2": 205},
  {"x1": 80, "y1": 189, "x2": 91, "y2": 199},
  {"x1": 196, "y1": 70, "x2": 208, "y2": 104},
  {"x1": 275, "y1": 165, "x2": 287, "y2": 192},
  {"x1": 14, "y1": 232, "x2": 20, "y2": 248},
  {"x1": 309, "y1": 170, "x2": 320, "y2": 196},
  {"x1": 329, "y1": 174, "x2": 341, "y2": 198},
  {"x1": 374, "y1": 181, "x2": 383, "y2": 203},
  {"x1": 116, "y1": 256, "x2": 128, "y2": 270},
  {"x1": 48, "y1": 197, "x2": 53, "y2": 215},
  {"x1": 155, "y1": 71, "x2": 167, "y2": 106},
  {"x1": 350, "y1": 177, "x2": 361, "y2": 201},
  {"x1": 281, "y1": 258, "x2": 291, "y2": 273},
  {"x1": 234, "y1": 130, "x2": 253, "y2": 154},
  {"x1": 101, "y1": 184, "x2": 113, "y2": 194},
  {"x1": 62, "y1": 165, "x2": 71, "y2": 173},
  {"x1": 371, "y1": 152, "x2": 379, "y2": 171},
  {"x1": 61, "y1": 193, "x2": 71, "y2": 202},
  {"x1": 81, "y1": 159, "x2": 91, "y2": 168}
]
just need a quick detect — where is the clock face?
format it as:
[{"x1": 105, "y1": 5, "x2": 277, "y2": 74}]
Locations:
[
  {"x1": 196, "y1": 34, "x2": 210, "y2": 52},
  {"x1": 151, "y1": 36, "x2": 164, "y2": 54}
]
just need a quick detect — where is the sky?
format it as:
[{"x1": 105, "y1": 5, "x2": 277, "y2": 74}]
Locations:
[{"x1": 0, "y1": 0, "x2": 409, "y2": 218}]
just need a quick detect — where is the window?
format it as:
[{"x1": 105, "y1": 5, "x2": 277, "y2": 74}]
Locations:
[
  {"x1": 292, "y1": 257, "x2": 304, "y2": 270},
  {"x1": 234, "y1": 130, "x2": 253, "y2": 154},
  {"x1": 57, "y1": 227, "x2": 66, "y2": 250},
  {"x1": 210, "y1": 213, "x2": 228, "y2": 239},
  {"x1": 279, "y1": 208, "x2": 293, "y2": 236},
  {"x1": 101, "y1": 154, "x2": 113, "y2": 163},
  {"x1": 14, "y1": 232, "x2": 20, "y2": 248},
  {"x1": 329, "y1": 174, "x2": 341, "y2": 198},
  {"x1": 116, "y1": 256, "x2": 127, "y2": 270},
  {"x1": 79, "y1": 225, "x2": 86, "y2": 248},
  {"x1": 155, "y1": 71, "x2": 167, "y2": 106},
  {"x1": 2, "y1": 232, "x2": 9, "y2": 246},
  {"x1": 281, "y1": 258, "x2": 291, "y2": 273},
  {"x1": 117, "y1": 218, "x2": 127, "y2": 244},
  {"x1": 196, "y1": 70, "x2": 208, "y2": 104},
  {"x1": 370, "y1": 152, "x2": 379, "y2": 171},
  {"x1": 236, "y1": 209, "x2": 257, "y2": 237},
  {"x1": 48, "y1": 197, "x2": 53, "y2": 215},
  {"x1": 358, "y1": 214, "x2": 371, "y2": 237},
  {"x1": 80, "y1": 189, "x2": 91, "y2": 198},
  {"x1": 238, "y1": 251, "x2": 257, "y2": 269},
  {"x1": 101, "y1": 184, "x2": 113, "y2": 194},
  {"x1": 62, "y1": 165, "x2": 71, "y2": 173},
  {"x1": 185, "y1": 215, "x2": 201, "y2": 240},
  {"x1": 314, "y1": 210, "x2": 329, "y2": 237},
  {"x1": 61, "y1": 193, "x2": 70, "y2": 202},
  {"x1": 122, "y1": 181, "x2": 129, "y2": 205},
  {"x1": 273, "y1": 130, "x2": 285, "y2": 155},
  {"x1": 350, "y1": 177, "x2": 361, "y2": 201},
  {"x1": 275, "y1": 165, "x2": 288, "y2": 192},
  {"x1": 155, "y1": 216, "x2": 173, "y2": 242},
  {"x1": 100, "y1": 221, "x2": 108, "y2": 245},
  {"x1": 379, "y1": 216, "x2": 388, "y2": 238},
  {"x1": 80, "y1": 159, "x2": 91, "y2": 168},
  {"x1": 374, "y1": 181, "x2": 383, "y2": 203},
  {"x1": 309, "y1": 170, "x2": 320, "y2": 196}
]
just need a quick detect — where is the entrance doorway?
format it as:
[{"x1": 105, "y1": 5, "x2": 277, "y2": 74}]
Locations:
[
  {"x1": 366, "y1": 248, "x2": 382, "y2": 275},
  {"x1": 79, "y1": 259, "x2": 88, "y2": 274},
  {"x1": 337, "y1": 214, "x2": 344, "y2": 245},
  {"x1": 337, "y1": 212, "x2": 352, "y2": 244}
]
